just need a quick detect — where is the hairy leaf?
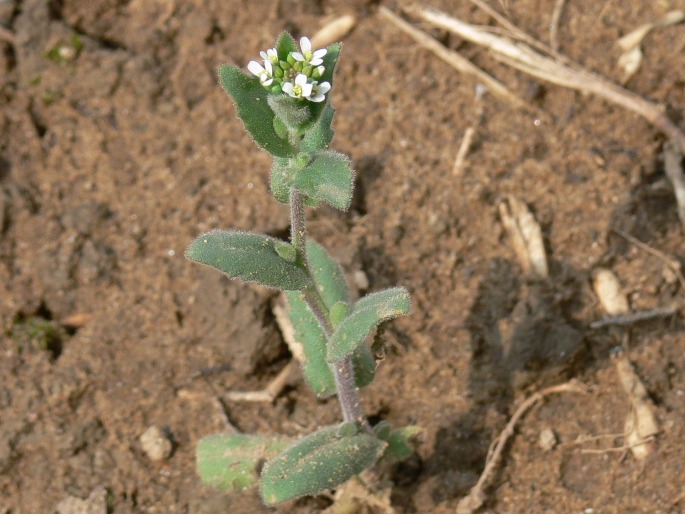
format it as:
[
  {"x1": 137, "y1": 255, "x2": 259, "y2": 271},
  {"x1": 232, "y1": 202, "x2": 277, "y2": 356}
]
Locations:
[
  {"x1": 327, "y1": 287, "x2": 411, "y2": 362},
  {"x1": 260, "y1": 423, "x2": 386, "y2": 505},
  {"x1": 301, "y1": 103, "x2": 335, "y2": 152},
  {"x1": 218, "y1": 65, "x2": 295, "y2": 157},
  {"x1": 294, "y1": 150, "x2": 354, "y2": 210},
  {"x1": 197, "y1": 433, "x2": 291, "y2": 493},
  {"x1": 185, "y1": 230, "x2": 310, "y2": 291}
]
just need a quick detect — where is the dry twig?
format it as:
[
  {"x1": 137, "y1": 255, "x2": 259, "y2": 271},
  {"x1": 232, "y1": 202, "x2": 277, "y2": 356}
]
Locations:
[
  {"x1": 411, "y1": 3, "x2": 685, "y2": 226},
  {"x1": 378, "y1": 7, "x2": 528, "y2": 109},
  {"x1": 590, "y1": 305, "x2": 679, "y2": 329},
  {"x1": 663, "y1": 141, "x2": 685, "y2": 226},
  {"x1": 457, "y1": 381, "x2": 586, "y2": 514},
  {"x1": 452, "y1": 127, "x2": 476, "y2": 176},
  {"x1": 611, "y1": 228, "x2": 685, "y2": 291},
  {"x1": 549, "y1": 0, "x2": 567, "y2": 52},
  {"x1": 224, "y1": 360, "x2": 296, "y2": 402}
]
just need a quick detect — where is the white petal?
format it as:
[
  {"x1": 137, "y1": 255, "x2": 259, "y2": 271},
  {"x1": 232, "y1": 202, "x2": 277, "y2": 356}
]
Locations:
[
  {"x1": 247, "y1": 60, "x2": 264, "y2": 76},
  {"x1": 310, "y1": 57, "x2": 323, "y2": 66},
  {"x1": 261, "y1": 77, "x2": 273, "y2": 86},
  {"x1": 282, "y1": 82, "x2": 295, "y2": 96},
  {"x1": 295, "y1": 74, "x2": 308, "y2": 86},
  {"x1": 308, "y1": 93, "x2": 325, "y2": 102},
  {"x1": 313, "y1": 49, "x2": 327, "y2": 59},
  {"x1": 264, "y1": 60, "x2": 273, "y2": 74},
  {"x1": 292, "y1": 52, "x2": 305, "y2": 62},
  {"x1": 259, "y1": 51, "x2": 268, "y2": 60},
  {"x1": 301, "y1": 83, "x2": 313, "y2": 97},
  {"x1": 267, "y1": 48, "x2": 277, "y2": 58},
  {"x1": 317, "y1": 82, "x2": 331, "y2": 94},
  {"x1": 300, "y1": 37, "x2": 312, "y2": 52}
]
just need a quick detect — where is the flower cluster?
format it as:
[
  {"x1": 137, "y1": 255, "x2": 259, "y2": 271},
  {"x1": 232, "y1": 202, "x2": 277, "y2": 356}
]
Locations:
[{"x1": 247, "y1": 37, "x2": 331, "y2": 103}]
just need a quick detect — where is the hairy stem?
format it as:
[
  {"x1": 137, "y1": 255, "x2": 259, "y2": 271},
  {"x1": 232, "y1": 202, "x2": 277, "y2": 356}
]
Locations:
[{"x1": 290, "y1": 187, "x2": 369, "y2": 428}]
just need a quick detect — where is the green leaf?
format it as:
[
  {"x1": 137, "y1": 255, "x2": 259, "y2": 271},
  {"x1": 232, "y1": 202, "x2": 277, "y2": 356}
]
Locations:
[
  {"x1": 276, "y1": 32, "x2": 298, "y2": 62},
  {"x1": 306, "y1": 239, "x2": 349, "y2": 308},
  {"x1": 301, "y1": 102, "x2": 335, "y2": 152},
  {"x1": 386, "y1": 426, "x2": 422, "y2": 461},
  {"x1": 218, "y1": 65, "x2": 295, "y2": 158},
  {"x1": 185, "y1": 230, "x2": 310, "y2": 291},
  {"x1": 196, "y1": 433, "x2": 291, "y2": 493},
  {"x1": 294, "y1": 150, "x2": 354, "y2": 210},
  {"x1": 286, "y1": 292, "x2": 376, "y2": 397},
  {"x1": 260, "y1": 423, "x2": 386, "y2": 505},
  {"x1": 285, "y1": 290, "x2": 336, "y2": 397},
  {"x1": 327, "y1": 287, "x2": 411, "y2": 362}
]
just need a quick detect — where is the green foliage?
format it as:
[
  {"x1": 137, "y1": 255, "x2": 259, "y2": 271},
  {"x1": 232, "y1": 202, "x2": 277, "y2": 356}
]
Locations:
[
  {"x1": 189, "y1": 33, "x2": 417, "y2": 506},
  {"x1": 268, "y1": 94, "x2": 311, "y2": 129},
  {"x1": 285, "y1": 291, "x2": 376, "y2": 397},
  {"x1": 218, "y1": 65, "x2": 295, "y2": 158},
  {"x1": 260, "y1": 423, "x2": 387, "y2": 505},
  {"x1": 306, "y1": 240, "x2": 349, "y2": 307},
  {"x1": 294, "y1": 150, "x2": 354, "y2": 210},
  {"x1": 301, "y1": 103, "x2": 335, "y2": 152},
  {"x1": 327, "y1": 287, "x2": 411, "y2": 362},
  {"x1": 373, "y1": 421, "x2": 421, "y2": 461},
  {"x1": 185, "y1": 230, "x2": 310, "y2": 291},
  {"x1": 196, "y1": 433, "x2": 291, "y2": 493}
]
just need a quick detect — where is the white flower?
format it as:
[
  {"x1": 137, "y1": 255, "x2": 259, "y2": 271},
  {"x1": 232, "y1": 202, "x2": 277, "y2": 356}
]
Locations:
[
  {"x1": 306, "y1": 81, "x2": 331, "y2": 103},
  {"x1": 282, "y1": 73, "x2": 313, "y2": 99},
  {"x1": 260, "y1": 48, "x2": 278, "y2": 64},
  {"x1": 292, "y1": 37, "x2": 327, "y2": 66},
  {"x1": 247, "y1": 59, "x2": 274, "y2": 86}
]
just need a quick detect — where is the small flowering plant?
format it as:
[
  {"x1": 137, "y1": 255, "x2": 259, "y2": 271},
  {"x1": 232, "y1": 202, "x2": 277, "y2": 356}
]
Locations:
[{"x1": 186, "y1": 33, "x2": 418, "y2": 505}]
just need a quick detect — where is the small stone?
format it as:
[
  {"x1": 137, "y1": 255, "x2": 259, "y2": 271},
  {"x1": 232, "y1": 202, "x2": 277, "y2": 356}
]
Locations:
[
  {"x1": 140, "y1": 425, "x2": 173, "y2": 461},
  {"x1": 56, "y1": 486, "x2": 107, "y2": 514},
  {"x1": 539, "y1": 427, "x2": 557, "y2": 451},
  {"x1": 353, "y1": 270, "x2": 369, "y2": 291}
]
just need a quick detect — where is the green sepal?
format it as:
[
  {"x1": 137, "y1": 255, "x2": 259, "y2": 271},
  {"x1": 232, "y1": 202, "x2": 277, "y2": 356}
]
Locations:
[
  {"x1": 327, "y1": 287, "x2": 411, "y2": 362},
  {"x1": 185, "y1": 230, "x2": 310, "y2": 291},
  {"x1": 218, "y1": 65, "x2": 295, "y2": 158},
  {"x1": 294, "y1": 150, "x2": 354, "y2": 211},
  {"x1": 273, "y1": 117, "x2": 288, "y2": 139},
  {"x1": 196, "y1": 433, "x2": 291, "y2": 493},
  {"x1": 301, "y1": 103, "x2": 335, "y2": 152},
  {"x1": 259, "y1": 423, "x2": 387, "y2": 505}
]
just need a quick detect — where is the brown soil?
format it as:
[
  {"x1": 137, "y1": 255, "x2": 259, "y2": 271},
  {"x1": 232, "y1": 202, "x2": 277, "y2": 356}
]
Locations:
[{"x1": 2, "y1": 1, "x2": 685, "y2": 513}]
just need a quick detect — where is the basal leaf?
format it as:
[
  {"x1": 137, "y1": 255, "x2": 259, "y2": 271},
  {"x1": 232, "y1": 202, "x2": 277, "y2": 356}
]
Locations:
[
  {"x1": 260, "y1": 423, "x2": 386, "y2": 505},
  {"x1": 196, "y1": 433, "x2": 291, "y2": 493},
  {"x1": 185, "y1": 230, "x2": 310, "y2": 291},
  {"x1": 327, "y1": 287, "x2": 411, "y2": 362}
]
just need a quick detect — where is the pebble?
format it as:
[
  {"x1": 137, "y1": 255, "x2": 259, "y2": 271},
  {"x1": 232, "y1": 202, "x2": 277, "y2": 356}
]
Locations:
[
  {"x1": 140, "y1": 425, "x2": 173, "y2": 461},
  {"x1": 539, "y1": 427, "x2": 558, "y2": 451}
]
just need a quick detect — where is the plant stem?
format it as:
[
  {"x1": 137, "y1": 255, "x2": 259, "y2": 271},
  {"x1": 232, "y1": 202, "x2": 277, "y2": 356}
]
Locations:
[{"x1": 289, "y1": 187, "x2": 369, "y2": 428}]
